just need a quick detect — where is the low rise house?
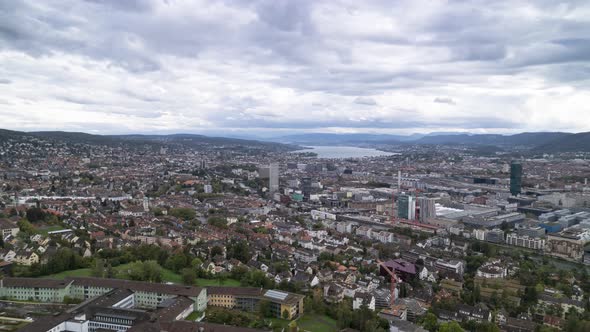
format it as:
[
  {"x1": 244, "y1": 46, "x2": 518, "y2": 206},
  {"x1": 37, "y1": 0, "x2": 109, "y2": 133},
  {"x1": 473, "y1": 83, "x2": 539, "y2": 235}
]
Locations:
[{"x1": 352, "y1": 292, "x2": 376, "y2": 311}]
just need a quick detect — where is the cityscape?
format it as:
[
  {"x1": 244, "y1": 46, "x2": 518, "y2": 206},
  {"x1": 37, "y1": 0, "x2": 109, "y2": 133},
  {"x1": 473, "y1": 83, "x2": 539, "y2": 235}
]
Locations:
[{"x1": 1, "y1": 1, "x2": 590, "y2": 332}]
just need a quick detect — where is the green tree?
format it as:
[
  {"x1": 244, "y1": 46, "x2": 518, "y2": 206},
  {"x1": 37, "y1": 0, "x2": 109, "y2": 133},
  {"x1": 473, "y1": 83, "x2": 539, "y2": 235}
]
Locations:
[
  {"x1": 439, "y1": 321, "x2": 464, "y2": 332},
  {"x1": 227, "y1": 240, "x2": 252, "y2": 263},
  {"x1": 25, "y1": 207, "x2": 45, "y2": 222},
  {"x1": 165, "y1": 253, "x2": 189, "y2": 273},
  {"x1": 191, "y1": 257, "x2": 203, "y2": 268},
  {"x1": 282, "y1": 309, "x2": 290, "y2": 320},
  {"x1": 182, "y1": 268, "x2": 196, "y2": 285},
  {"x1": 210, "y1": 246, "x2": 224, "y2": 258},
  {"x1": 119, "y1": 260, "x2": 163, "y2": 282},
  {"x1": 422, "y1": 312, "x2": 438, "y2": 332},
  {"x1": 92, "y1": 258, "x2": 107, "y2": 278},
  {"x1": 208, "y1": 216, "x2": 228, "y2": 228},
  {"x1": 336, "y1": 301, "x2": 353, "y2": 329},
  {"x1": 258, "y1": 299, "x2": 272, "y2": 318},
  {"x1": 17, "y1": 219, "x2": 36, "y2": 234},
  {"x1": 169, "y1": 207, "x2": 196, "y2": 220}
]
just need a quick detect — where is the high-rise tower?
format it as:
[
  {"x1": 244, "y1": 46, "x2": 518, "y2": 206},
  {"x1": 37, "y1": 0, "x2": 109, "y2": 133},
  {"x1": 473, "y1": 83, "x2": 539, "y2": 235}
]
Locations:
[
  {"x1": 397, "y1": 194, "x2": 416, "y2": 220},
  {"x1": 269, "y1": 163, "x2": 279, "y2": 193},
  {"x1": 417, "y1": 197, "x2": 436, "y2": 222},
  {"x1": 510, "y1": 161, "x2": 522, "y2": 196}
]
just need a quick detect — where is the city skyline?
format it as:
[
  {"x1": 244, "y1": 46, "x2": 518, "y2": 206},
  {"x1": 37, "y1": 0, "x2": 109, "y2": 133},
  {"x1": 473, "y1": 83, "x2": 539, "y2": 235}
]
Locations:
[{"x1": 1, "y1": 0, "x2": 590, "y2": 135}]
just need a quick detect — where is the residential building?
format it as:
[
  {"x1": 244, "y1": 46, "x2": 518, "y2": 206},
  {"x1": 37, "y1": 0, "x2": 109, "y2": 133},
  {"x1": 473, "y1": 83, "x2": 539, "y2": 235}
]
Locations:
[
  {"x1": 0, "y1": 277, "x2": 207, "y2": 311},
  {"x1": 208, "y1": 287, "x2": 304, "y2": 319},
  {"x1": 506, "y1": 233, "x2": 545, "y2": 250}
]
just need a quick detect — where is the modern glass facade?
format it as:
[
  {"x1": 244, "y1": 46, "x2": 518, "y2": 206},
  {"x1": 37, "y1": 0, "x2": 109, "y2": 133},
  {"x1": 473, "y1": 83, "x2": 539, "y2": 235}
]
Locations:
[{"x1": 510, "y1": 161, "x2": 522, "y2": 196}]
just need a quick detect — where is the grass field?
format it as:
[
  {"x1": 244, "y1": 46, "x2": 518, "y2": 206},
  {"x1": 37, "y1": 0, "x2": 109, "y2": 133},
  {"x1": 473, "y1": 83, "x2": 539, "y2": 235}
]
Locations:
[
  {"x1": 296, "y1": 314, "x2": 338, "y2": 332},
  {"x1": 44, "y1": 265, "x2": 240, "y2": 288},
  {"x1": 195, "y1": 278, "x2": 241, "y2": 287},
  {"x1": 185, "y1": 311, "x2": 204, "y2": 321},
  {"x1": 161, "y1": 268, "x2": 183, "y2": 283},
  {"x1": 44, "y1": 268, "x2": 92, "y2": 279},
  {"x1": 36, "y1": 225, "x2": 67, "y2": 235}
]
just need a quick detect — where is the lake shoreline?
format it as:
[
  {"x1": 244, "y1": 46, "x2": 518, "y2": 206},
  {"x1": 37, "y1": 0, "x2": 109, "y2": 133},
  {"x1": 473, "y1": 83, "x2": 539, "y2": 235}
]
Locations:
[{"x1": 290, "y1": 145, "x2": 399, "y2": 159}]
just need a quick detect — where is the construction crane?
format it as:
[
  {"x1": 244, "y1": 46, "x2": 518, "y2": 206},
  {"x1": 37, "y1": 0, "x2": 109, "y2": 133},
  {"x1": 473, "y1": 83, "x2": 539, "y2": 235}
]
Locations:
[{"x1": 377, "y1": 260, "x2": 399, "y2": 309}]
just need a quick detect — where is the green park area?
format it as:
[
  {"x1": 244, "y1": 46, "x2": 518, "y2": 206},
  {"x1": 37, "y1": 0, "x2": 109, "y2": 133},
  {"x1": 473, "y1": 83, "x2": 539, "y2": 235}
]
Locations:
[
  {"x1": 43, "y1": 263, "x2": 240, "y2": 287},
  {"x1": 296, "y1": 314, "x2": 338, "y2": 332}
]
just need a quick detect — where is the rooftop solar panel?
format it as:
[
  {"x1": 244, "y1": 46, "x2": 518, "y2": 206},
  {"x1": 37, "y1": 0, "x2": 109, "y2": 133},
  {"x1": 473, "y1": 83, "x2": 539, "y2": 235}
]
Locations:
[{"x1": 264, "y1": 290, "x2": 288, "y2": 301}]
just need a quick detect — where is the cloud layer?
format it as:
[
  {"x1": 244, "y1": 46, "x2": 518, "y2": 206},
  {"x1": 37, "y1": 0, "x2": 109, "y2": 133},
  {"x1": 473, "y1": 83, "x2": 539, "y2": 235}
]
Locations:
[{"x1": 1, "y1": 0, "x2": 590, "y2": 135}]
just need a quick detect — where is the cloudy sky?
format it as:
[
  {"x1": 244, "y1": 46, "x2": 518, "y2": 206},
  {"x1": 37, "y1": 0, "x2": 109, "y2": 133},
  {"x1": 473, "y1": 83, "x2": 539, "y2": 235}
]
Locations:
[{"x1": 1, "y1": 0, "x2": 590, "y2": 137}]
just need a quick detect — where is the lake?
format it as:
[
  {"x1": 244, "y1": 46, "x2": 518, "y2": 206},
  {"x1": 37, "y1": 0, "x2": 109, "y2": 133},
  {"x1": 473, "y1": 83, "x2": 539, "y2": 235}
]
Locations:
[{"x1": 291, "y1": 146, "x2": 398, "y2": 159}]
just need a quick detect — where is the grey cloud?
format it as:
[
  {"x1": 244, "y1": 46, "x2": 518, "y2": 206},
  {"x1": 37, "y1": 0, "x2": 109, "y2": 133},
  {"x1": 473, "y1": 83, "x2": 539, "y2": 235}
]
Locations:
[
  {"x1": 354, "y1": 97, "x2": 377, "y2": 106},
  {"x1": 434, "y1": 97, "x2": 456, "y2": 105},
  {"x1": 57, "y1": 96, "x2": 101, "y2": 105},
  {"x1": 254, "y1": 0, "x2": 315, "y2": 33},
  {"x1": 1, "y1": 0, "x2": 590, "y2": 134},
  {"x1": 0, "y1": 79, "x2": 11, "y2": 84},
  {"x1": 119, "y1": 89, "x2": 161, "y2": 103},
  {"x1": 213, "y1": 116, "x2": 518, "y2": 130},
  {"x1": 83, "y1": 0, "x2": 155, "y2": 12},
  {"x1": 451, "y1": 44, "x2": 507, "y2": 61}
]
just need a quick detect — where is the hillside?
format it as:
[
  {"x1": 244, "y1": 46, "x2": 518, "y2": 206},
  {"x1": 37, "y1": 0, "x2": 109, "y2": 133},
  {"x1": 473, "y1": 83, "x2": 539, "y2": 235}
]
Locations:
[
  {"x1": 271, "y1": 131, "x2": 577, "y2": 151},
  {"x1": 415, "y1": 132, "x2": 570, "y2": 147},
  {"x1": 1, "y1": 129, "x2": 295, "y2": 152},
  {"x1": 533, "y1": 132, "x2": 590, "y2": 153}
]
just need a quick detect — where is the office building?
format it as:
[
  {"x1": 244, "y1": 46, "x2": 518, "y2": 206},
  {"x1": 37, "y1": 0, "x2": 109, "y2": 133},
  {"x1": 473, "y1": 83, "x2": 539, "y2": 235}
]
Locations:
[
  {"x1": 510, "y1": 161, "x2": 522, "y2": 196},
  {"x1": 0, "y1": 277, "x2": 207, "y2": 311},
  {"x1": 269, "y1": 163, "x2": 279, "y2": 193},
  {"x1": 417, "y1": 197, "x2": 436, "y2": 222},
  {"x1": 301, "y1": 177, "x2": 312, "y2": 199},
  {"x1": 397, "y1": 194, "x2": 416, "y2": 220},
  {"x1": 208, "y1": 287, "x2": 304, "y2": 319},
  {"x1": 16, "y1": 287, "x2": 259, "y2": 332},
  {"x1": 485, "y1": 229, "x2": 505, "y2": 244},
  {"x1": 259, "y1": 164, "x2": 280, "y2": 193}
]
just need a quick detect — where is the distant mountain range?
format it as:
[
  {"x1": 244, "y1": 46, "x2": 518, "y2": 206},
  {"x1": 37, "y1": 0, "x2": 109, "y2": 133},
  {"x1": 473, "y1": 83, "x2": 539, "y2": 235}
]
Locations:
[
  {"x1": 0, "y1": 129, "x2": 295, "y2": 151},
  {"x1": 271, "y1": 131, "x2": 590, "y2": 153},
  {"x1": 2, "y1": 129, "x2": 590, "y2": 153}
]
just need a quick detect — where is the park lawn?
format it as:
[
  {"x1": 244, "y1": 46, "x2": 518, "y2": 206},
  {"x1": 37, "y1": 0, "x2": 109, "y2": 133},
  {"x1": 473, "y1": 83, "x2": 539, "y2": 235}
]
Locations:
[
  {"x1": 44, "y1": 268, "x2": 92, "y2": 279},
  {"x1": 36, "y1": 225, "x2": 67, "y2": 235},
  {"x1": 42, "y1": 263, "x2": 182, "y2": 283},
  {"x1": 267, "y1": 318, "x2": 290, "y2": 330},
  {"x1": 185, "y1": 311, "x2": 203, "y2": 321},
  {"x1": 113, "y1": 263, "x2": 182, "y2": 283},
  {"x1": 297, "y1": 314, "x2": 338, "y2": 332},
  {"x1": 161, "y1": 268, "x2": 183, "y2": 283},
  {"x1": 195, "y1": 278, "x2": 240, "y2": 287},
  {"x1": 43, "y1": 264, "x2": 239, "y2": 288}
]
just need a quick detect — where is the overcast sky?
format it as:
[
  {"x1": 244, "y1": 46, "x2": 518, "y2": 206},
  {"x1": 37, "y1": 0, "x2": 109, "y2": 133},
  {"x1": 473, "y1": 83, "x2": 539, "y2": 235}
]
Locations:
[{"x1": 1, "y1": 0, "x2": 589, "y2": 136}]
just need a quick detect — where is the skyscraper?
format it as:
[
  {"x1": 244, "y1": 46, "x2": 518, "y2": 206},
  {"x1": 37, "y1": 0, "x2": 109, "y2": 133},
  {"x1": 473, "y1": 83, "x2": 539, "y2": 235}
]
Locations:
[
  {"x1": 301, "y1": 177, "x2": 312, "y2": 199},
  {"x1": 258, "y1": 164, "x2": 279, "y2": 193},
  {"x1": 397, "y1": 194, "x2": 416, "y2": 220},
  {"x1": 417, "y1": 197, "x2": 436, "y2": 222},
  {"x1": 510, "y1": 161, "x2": 522, "y2": 196},
  {"x1": 269, "y1": 163, "x2": 279, "y2": 193}
]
